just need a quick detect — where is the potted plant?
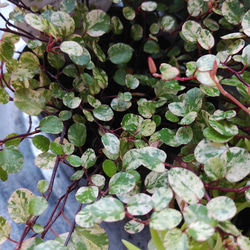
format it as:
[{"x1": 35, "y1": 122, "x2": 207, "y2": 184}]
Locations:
[{"x1": 1, "y1": 0, "x2": 250, "y2": 249}]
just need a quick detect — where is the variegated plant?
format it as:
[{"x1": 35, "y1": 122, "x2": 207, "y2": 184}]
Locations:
[{"x1": 1, "y1": 0, "x2": 250, "y2": 249}]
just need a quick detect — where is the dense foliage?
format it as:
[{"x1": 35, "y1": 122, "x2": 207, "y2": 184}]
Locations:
[{"x1": 1, "y1": 0, "x2": 250, "y2": 249}]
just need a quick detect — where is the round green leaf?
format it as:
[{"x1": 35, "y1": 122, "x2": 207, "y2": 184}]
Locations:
[
  {"x1": 37, "y1": 180, "x2": 49, "y2": 194},
  {"x1": 62, "y1": 92, "x2": 81, "y2": 109},
  {"x1": 4, "y1": 133, "x2": 21, "y2": 147},
  {"x1": 160, "y1": 15, "x2": 176, "y2": 32},
  {"x1": 14, "y1": 88, "x2": 46, "y2": 116},
  {"x1": 122, "y1": 7, "x2": 136, "y2": 20},
  {"x1": 29, "y1": 196, "x2": 48, "y2": 216},
  {"x1": 75, "y1": 205, "x2": 102, "y2": 228},
  {"x1": 84, "y1": 9, "x2": 110, "y2": 37},
  {"x1": 123, "y1": 147, "x2": 167, "y2": 172},
  {"x1": 207, "y1": 196, "x2": 236, "y2": 221},
  {"x1": 152, "y1": 187, "x2": 173, "y2": 211},
  {"x1": 194, "y1": 139, "x2": 228, "y2": 164},
  {"x1": 125, "y1": 74, "x2": 139, "y2": 89},
  {"x1": 32, "y1": 135, "x2": 50, "y2": 152},
  {"x1": 35, "y1": 152, "x2": 57, "y2": 169},
  {"x1": 40, "y1": 116, "x2": 64, "y2": 134},
  {"x1": 168, "y1": 168, "x2": 205, "y2": 204},
  {"x1": 0, "y1": 146, "x2": 24, "y2": 174},
  {"x1": 187, "y1": 0, "x2": 203, "y2": 17},
  {"x1": 93, "y1": 105, "x2": 114, "y2": 121},
  {"x1": 91, "y1": 197, "x2": 125, "y2": 222},
  {"x1": 175, "y1": 126, "x2": 193, "y2": 144},
  {"x1": 102, "y1": 133, "x2": 120, "y2": 155},
  {"x1": 8, "y1": 188, "x2": 34, "y2": 224},
  {"x1": 33, "y1": 224, "x2": 44, "y2": 234},
  {"x1": 204, "y1": 156, "x2": 227, "y2": 180},
  {"x1": 109, "y1": 172, "x2": 136, "y2": 195},
  {"x1": 224, "y1": 147, "x2": 250, "y2": 182},
  {"x1": 60, "y1": 41, "x2": 83, "y2": 56},
  {"x1": 197, "y1": 29, "x2": 214, "y2": 50},
  {"x1": 68, "y1": 123, "x2": 86, "y2": 147},
  {"x1": 51, "y1": 11, "x2": 75, "y2": 37},
  {"x1": 108, "y1": 43, "x2": 133, "y2": 64},
  {"x1": 33, "y1": 240, "x2": 67, "y2": 250},
  {"x1": 183, "y1": 204, "x2": 218, "y2": 226},
  {"x1": 60, "y1": 0, "x2": 77, "y2": 13},
  {"x1": 25, "y1": 13, "x2": 48, "y2": 32},
  {"x1": 209, "y1": 119, "x2": 238, "y2": 137},
  {"x1": 121, "y1": 113, "x2": 141, "y2": 133},
  {"x1": 145, "y1": 170, "x2": 169, "y2": 194},
  {"x1": 75, "y1": 186, "x2": 99, "y2": 204},
  {"x1": 164, "y1": 228, "x2": 189, "y2": 250},
  {"x1": 81, "y1": 148, "x2": 97, "y2": 169},
  {"x1": 242, "y1": 10, "x2": 250, "y2": 37},
  {"x1": 150, "y1": 208, "x2": 182, "y2": 230},
  {"x1": 111, "y1": 16, "x2": 123, "y2": 35},
  {"x1": 127, "y1": 193, "x2": 152, "y2": 216},
  {"x1": 103, "y1": 159, "x2": 117, "y2": 177},
  {"x1": 222, "y1": 0, "x2": 244, "y2": 25},
  {"x1": 91, "y1": 174, "x2": 105, "y2": 189},
  {"x1": 139, "y1": 119, "x2": 156, "y2": 136},
  {"x1": 70, "y1": 47, "x2": 91, "y2": 66},
  {"x1": 143, "y1": 40, "x2": 160, "y2": 54},
  {"x1": 141, "y1": 1, "x2": 157, "y2": 12},
  {"x1": 182, "y1": 20, "x2": 201, "y2": 43},
  {"x1": 131, "y1": 24, "x2": 143, "y2": 41},
  {"x1": 0, "y1": 216, "x2": 11, "y2": 244},
  {"x1": 179, "y1": 111, "x2": 198, "y2": 125},
  {"x1": 50, "y1": 141, "x2": 63, "y2": 155},
  {"x1": 124, "y1": 220, "x2": 145, "y2": 234},
  {"x1": 187, "y1": 221, "x2": 215, "y2": 241},
  {"x1": 67, "y1": 155, "x2": 83, "y2": 167}
]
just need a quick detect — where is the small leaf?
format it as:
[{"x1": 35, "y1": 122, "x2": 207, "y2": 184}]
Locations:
[
  {"x1": 5, "y1": 133, "x2": 21, "y2": 147},
  {"x1": 35, "y1": 152, "x2": 57, "y2": 169},
  {"x1": 209, "y1": 118, "x2": 238, "y2": 137},
  {"x1": 68, "y1": 123, "x2": 86, "y2": 147},
  {"x1": 8, "y1": 188, "x2": 34, "y2": 224},
  {"x1": 127, "y1": 193, "x2": 152, "y2": 216},
  {"x1": 150, "y1": 208, "x2": 182, "y2": 230},
  {"x1": 75, "y1": 186, "x2": 99, "y2": 204},
  {"x1": 168, "y1": 168, "x2": 205, "y2": 204},
  {"x1": 81, "y1": 148, "x2": 97, "y2": 169},
  {"x1": 187, "y1": 0, "x2": 203, "y2": 17},
  {"x1": 139, "y1": 119, "x2": 156, "y2": 136},
  {"x1": 222, "y1": 0, "x2": 244, "y2": 25},
  {"x1": 29, "y1": 196, "x2": 48, "y2": 216},
  {"x1": 187, "y1": 221, "x2": 215, "y2": 241},
  {"x1": 84, "y1": 9, "x2": 110, "y2": 37},
  {"x1": 101, "y1": 133, "x2": 120, "y2": 155},
  {"x1": 237, "y1": 235, "x2": 250, "y2": 250},
  {"x1": 204, "y1": 156, "x2": 227, "y2": 180},
  {"x1": 124, "y1": 220, "x2": 144, "y2": 234},
  {"x1": 14, "y1": 88, "x2": 46, "y2": 116},
  {"x1": 103, "y1": 159, "x2": 117, "y2": 177},
  {"x1": 126, "y1": 74, "x2": 139, "y2": 89},
  {"x1": 159, "y1": 63, "x2": 179, "y2": 80},
  {"x1": 91, "y1": 174, "x2": 105, "y2": 189},
  {"x1": 122, "y1": 7, "x2": 136, "y2": 20},
  {"x1": 160, "y1": 15, "x2": 176, "y2": 32},
  {"x1": 33, "y1": 224, "x2": 44, "y2": 234},
  {"x1": 67, "y1": 155, "x2": 83, "y2": 167},
  {"x1": 60, "y1": 0, "x2": 77, "y2": 13},
  {"x1": 62, "y1": 92, "x2": 81, "y2": 109},
  {"x1": 37, "y1": 180, "x2": 49, "y2": 194},
  {"x1": 25, "y1": 13, "x2": 48, "y2": 32},
  {"x1": 182, "y1": 20, "x2": 201, "y2": 43},
  {"x1": 131, "y1": 24, "x2": 143, "y2": 41},
  {"x1": 194, "y1": 139, "x2": 228, "y2": 164},
  {"x1": 123, "y1": 147, "x2": 167, "y2": 172},
  {"x1": 197, "y1": 29, "x2": 214, "y2": 50},
  {"x1": 152, "y1": 187, "x2": 173, "y2": 211},
  {"x1": 144, "y1": 40, "x2": 160, "y2": 54},
  {"x1": 60, "y1": 41, "x2": 83, "y2": 56},
  {"x1": 91, "y1": 197, "x2": 125, "y2": 222},
  {"x1": 108, "y1": 43, "x2": 133, "y2": 64},
  {"x1": 163, "y1": 228, "x2": 189, "y2": 250},
  {"x1": 196, "y1": 54, "x2": 220, "y2": 71},
  {"x1": 0, "y1": 146, "x2": 24, "y2": 174},
  {"x1": 109, "y1": 172, "x2": 136, "y2": 195},
  {"x1": 242, "y1": 10, "x2": 250, "y2": 37},
  {"x1": 207, "y1": 196, "x2": 236, "y2": 221},
  {"x1": 93, "y1": 105, "x2": 114, "y2": 121},
  {"x1": 175, "y1": 126, "x2": 193, "y2": 144},
  {"x1": 0, "y1": 216, "x2": 11, "y2": 244},
  {"x1": 111, "y1": 16, "x2": 123, "y2": 35},
  {"x1": 141, "y1": 1, "x2": 157, "y2": 12},
  {"x1": 40, "y1": 116, "x2": 64, "y2": 134},
  {"x1": 32, "y1": 135, "x2": 50, "y2": 152}
]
